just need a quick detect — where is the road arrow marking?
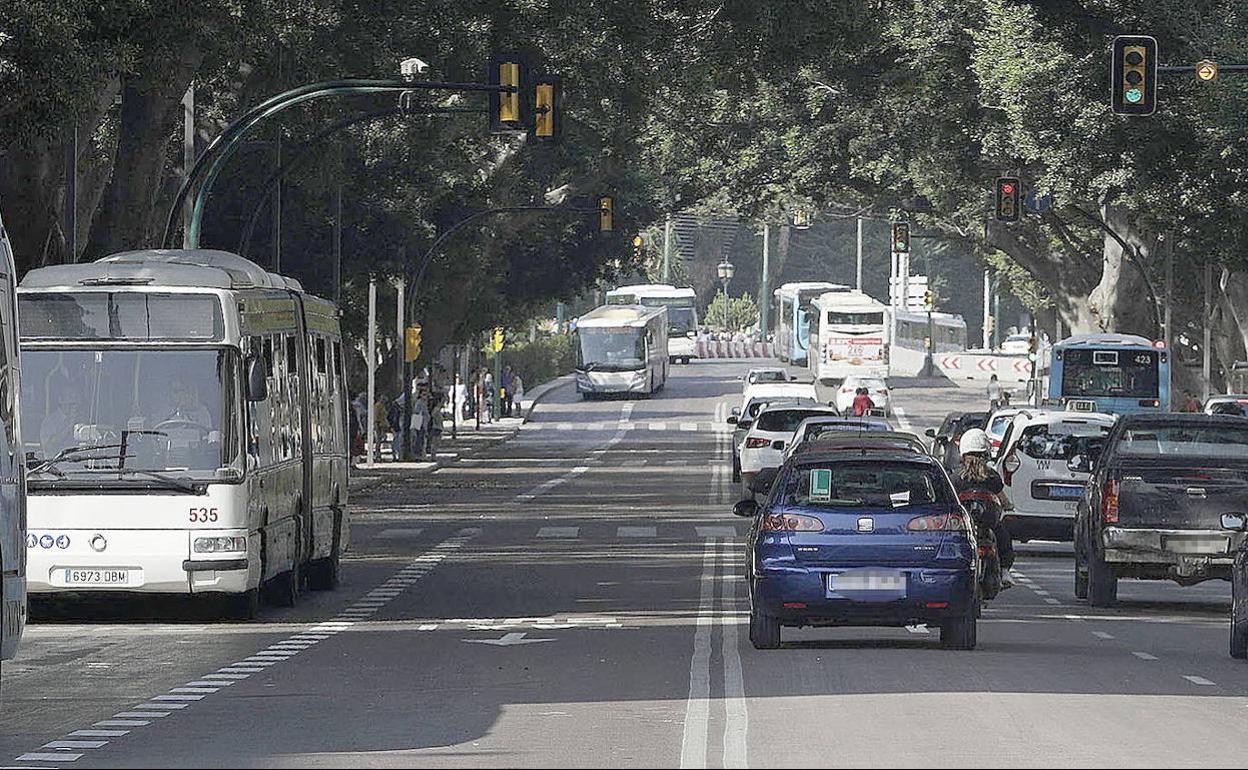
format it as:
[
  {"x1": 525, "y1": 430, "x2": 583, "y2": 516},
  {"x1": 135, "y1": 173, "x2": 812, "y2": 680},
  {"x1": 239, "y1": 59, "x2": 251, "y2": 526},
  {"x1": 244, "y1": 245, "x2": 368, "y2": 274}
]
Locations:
[{"x1": 462, "y1": 632, "x2": 555, "y2": 646}]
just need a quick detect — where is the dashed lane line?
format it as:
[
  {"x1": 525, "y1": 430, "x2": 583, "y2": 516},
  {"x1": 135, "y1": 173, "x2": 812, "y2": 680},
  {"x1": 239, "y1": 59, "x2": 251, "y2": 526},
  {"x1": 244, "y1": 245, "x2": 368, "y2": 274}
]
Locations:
[
  {"x1": 1133, "y1": 651, "x2": 1159, "y2": 660},
  {"x1": 11, "y1": 529, "x2": 478, "y2": 768},
  {"x1": 1184, "y1": 675, "x2": 1217, "y2": 686}
]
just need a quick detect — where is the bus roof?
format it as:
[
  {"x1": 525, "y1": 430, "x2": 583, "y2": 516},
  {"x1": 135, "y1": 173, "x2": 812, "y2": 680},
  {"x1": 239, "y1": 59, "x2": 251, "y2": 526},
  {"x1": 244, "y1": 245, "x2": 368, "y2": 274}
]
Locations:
[
  {"x1": 774, "y1": 282, "x2": 848, "y2": 299},
  {"x1": 892, "y1": 308, "x2": 966, "y2": 327},
  {"x1": 20, "y1": 249, "x2": 301, "y2": 293},
  {"x1": 1053, "y1": 333, "x2": 1156, "y2": 349},
  {"x1": 811, "y1": 290, "x2": 886, "y2": 311},
  {"x1": 609, "y1": 285, "x2": 695, "y2": 299},
  {"x1": 576, "y1": 305, "x2": 667, "y2": 329},
  {"x1": 607, "y1": 284, "x2": 676, "y2": 295}
]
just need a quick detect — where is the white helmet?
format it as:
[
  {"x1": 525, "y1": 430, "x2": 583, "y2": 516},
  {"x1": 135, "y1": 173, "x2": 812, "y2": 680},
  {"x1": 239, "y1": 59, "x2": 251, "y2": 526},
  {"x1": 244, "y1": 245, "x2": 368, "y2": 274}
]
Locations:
[{"x1": 959, "y1": 428, "x2": 991, "y2": 455}]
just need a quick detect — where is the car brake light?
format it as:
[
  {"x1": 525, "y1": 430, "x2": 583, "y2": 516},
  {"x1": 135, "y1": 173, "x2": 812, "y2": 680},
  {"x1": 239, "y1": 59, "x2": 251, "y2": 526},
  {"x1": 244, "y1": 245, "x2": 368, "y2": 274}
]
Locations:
[
  {"x1": 745, "y1": 437, "x2": 771, "y2": 449},
  {"x1": 762, "y1": 513, "x2": 824, "y2": 532},
  {"x1": 1002, "y1": 452, "x2": 1021, "y2": 486},
  {"x1": 1102, "y1": 479, "x2": 1120, "y2": 523},
  {"x1": 907, "y1": 513, "x2": 967, "y2": 532},
  {"x1": 1138, "y1": 399, "x2": 1159, "y2": 407}
]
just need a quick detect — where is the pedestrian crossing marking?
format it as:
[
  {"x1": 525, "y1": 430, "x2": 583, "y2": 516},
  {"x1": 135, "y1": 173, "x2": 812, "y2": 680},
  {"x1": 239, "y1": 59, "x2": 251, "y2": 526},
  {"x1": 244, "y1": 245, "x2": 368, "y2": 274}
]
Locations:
[{"x1": 537, "y1": 526, "x2": 580, "y2": 538}]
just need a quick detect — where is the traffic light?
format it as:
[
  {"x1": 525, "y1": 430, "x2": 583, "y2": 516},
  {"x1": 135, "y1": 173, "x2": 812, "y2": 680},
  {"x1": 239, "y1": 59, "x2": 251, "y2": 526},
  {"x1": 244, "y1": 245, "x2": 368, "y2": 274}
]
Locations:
[
  {"x1": 405, "y1": 325, "x2": 422, "y2": 362},
  {"x1": 995, "y1": 177, "x2": 1021, "y2": 222},
  {"x1": 533, "y1": 75, "x2": 562, "y2": 141},
  {"x1": 488, "y1": 54, "x2": 527, "y2": 132},
  {"x1": 924, "y1": 290, "x2": 935, "y2": 310},
  {"x1": 599, "y1": 196, "x2": 614, "y2": 233},
  {"x1": 631, "y1": 235, "x2": 644, "y2": 260},
  {"x1": 1110, "y1": 35, "x2": 1158, "y2": 116},
  {"x1": 891, "y1": 222, "x2": 910, "y2": 254},
  {"x1": 492, "y1": 328, "x2": 505, "y2": 353}
]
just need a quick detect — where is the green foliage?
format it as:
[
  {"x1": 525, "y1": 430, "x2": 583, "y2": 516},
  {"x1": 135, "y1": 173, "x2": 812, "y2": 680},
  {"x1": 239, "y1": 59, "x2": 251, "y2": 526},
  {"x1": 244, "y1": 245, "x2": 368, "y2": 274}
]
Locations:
[
  {"x1": 497, "y1": 333, "x2": 576, "y2": 391},
  {"x1": 706, "y1": 292, "x2": 759, "y2": 331}
]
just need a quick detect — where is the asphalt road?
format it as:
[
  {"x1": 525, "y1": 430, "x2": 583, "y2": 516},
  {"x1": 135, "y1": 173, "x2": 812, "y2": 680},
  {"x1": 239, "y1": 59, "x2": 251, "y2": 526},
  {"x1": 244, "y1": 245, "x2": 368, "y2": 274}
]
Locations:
[{"x1": 3, "y1": 359, "x2": 1248, "y2": 767}]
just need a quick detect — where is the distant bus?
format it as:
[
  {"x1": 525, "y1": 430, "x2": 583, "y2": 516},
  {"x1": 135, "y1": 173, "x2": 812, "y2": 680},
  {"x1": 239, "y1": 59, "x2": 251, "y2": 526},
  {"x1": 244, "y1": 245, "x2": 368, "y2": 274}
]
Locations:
[
  {"x1": 18, "y1": 249, "x2": 349, "y2": 619},
  {"x1": 0, "y1": 211, "x2": 26, "y2": 671},
  {"x1": 773, "y1": 282, "x2": 849, "y2": 366},
  {"x1": 1043, "y1": 333, "x2": 1169, "y2": 414},
  {"x1": 574, "y1": 305, "x2": 668, "y2": 398},
  {"x1": 606, "y1": 284, "x2": 699, "y2": 364},
  {"x1": 808, "y1": 290, "x2": 889, "y2": 383},
  {"x1": 888, "y1": 308, "x2": 967, "y2": 377}
]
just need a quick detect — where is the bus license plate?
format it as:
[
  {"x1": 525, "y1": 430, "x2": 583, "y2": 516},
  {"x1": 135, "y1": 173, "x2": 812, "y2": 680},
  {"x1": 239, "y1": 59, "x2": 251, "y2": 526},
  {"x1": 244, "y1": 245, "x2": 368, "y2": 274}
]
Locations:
[{"x1": 63, "y1": 568, "x2": 130, "y2": 586}]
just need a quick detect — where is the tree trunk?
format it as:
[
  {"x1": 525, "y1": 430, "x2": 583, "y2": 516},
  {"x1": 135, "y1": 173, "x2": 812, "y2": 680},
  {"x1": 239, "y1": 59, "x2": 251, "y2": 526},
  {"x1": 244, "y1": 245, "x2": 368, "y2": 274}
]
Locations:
[{"x1": 1086, "y1": 203, "x2": 1157, "y2": 338}]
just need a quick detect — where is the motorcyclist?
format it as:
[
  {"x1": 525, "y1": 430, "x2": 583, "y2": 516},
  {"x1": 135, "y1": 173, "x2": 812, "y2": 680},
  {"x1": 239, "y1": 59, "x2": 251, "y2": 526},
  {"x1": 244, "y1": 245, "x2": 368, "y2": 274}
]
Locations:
[{"x1": 952, "y1": 428, "x2": 1014, "y2": 589}]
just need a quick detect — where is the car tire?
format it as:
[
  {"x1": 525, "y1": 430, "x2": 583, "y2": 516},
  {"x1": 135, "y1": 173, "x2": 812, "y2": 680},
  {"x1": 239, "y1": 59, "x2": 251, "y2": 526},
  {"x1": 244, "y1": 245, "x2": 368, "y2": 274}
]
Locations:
[
  {"x1": 940, "y1": 609, "x2": 977, "y2": 650},
  {"x1": 732, "y1": 456, "x2": 741, "y2": 483},
  {"x1": 1074, "y1": 539, "x2": 1089, "y2": 599},
  {"x1": 1232, "y1": 607, "x2": 1248, "y2": 661},
  {"x1": 749, "y1": 602, "x2": 781, "y2": 650},
  {"x1": 1087, "y1": 548, "x2": 1117, "y2": 608}
]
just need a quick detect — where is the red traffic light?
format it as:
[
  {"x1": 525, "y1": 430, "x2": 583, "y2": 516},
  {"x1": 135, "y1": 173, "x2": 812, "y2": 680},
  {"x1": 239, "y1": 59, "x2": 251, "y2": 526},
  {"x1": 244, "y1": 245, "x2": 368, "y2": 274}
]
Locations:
[
  {"x1": 994, "y1": 177, "x2": 1021, "y2": 222},
  {"x1": 1001, "y1": 182, "x2": 1015, "y2": 195}
]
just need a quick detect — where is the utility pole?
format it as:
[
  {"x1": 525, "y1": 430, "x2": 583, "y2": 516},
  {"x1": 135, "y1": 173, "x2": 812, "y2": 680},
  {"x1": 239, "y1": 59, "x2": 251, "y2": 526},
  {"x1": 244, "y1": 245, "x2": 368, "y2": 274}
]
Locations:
[
  {"x1": 856, "y1": 217, "x2": 864, "y2": 291},
  {"x1": 272, "y1": 127, "x2": 282, "y2": 273},
  {"x1": 992, "y1": 282, "x2": 1001, "y2": 350},
  {"x1": 1204, "y1": 262, "x2": 1213, "y2": 401},
  {"x1": 982, "y1": 270, "x2": 991, "y2": 350},
  {"x1": 759, "y1": 223, "x2": 771, "y2": 337},
  {"x1": 1164, "y1": 235, "x2": 1173, "y2": 351},
  {"x1": 662, "y1": 213, "x2": 673, "y2": 283},
  {"x1": 63, "y1": 121, "x2": 77, "y2": 263},
  {"x1": 366, "y1": 277, "x2": 377, "y2": 466},
  {"x1": 182, "y1": 86, "x2": 195, "y2": 250},
  {"x1": 332, "y1": 174, "x2": 342, "y2": 304}
]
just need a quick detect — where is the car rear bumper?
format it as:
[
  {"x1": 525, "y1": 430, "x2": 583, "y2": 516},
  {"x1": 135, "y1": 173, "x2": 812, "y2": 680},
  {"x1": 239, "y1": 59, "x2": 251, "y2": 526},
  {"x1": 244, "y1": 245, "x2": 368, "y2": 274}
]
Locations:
[
  {"x1": 753, "y1": 566, "x2": 976, "y2": 626},
  {"x1": 1004, "y1": 513, "x2": 1073, "y2": 542},
  {"x1": 1102, "y1": 527, "x2": 1241, "y2": 564}
]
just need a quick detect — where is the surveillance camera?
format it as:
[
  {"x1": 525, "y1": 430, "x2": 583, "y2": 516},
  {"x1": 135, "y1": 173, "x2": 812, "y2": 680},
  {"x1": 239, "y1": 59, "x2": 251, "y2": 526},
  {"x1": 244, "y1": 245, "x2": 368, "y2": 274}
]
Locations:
[{"x1": 400, "y1": 58, "x2": 430, "y2": 80}]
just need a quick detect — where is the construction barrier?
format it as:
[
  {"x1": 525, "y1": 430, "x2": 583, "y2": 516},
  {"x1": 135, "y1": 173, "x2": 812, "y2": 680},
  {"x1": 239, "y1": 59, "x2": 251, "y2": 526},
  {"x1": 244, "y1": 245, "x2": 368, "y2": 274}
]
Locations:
[
  {"x1": 936, "y1": 352, "x2": 1032, "y2": 384},
  {"x1": 695, "y1": 340, "x2": 776, "y2": 359}
]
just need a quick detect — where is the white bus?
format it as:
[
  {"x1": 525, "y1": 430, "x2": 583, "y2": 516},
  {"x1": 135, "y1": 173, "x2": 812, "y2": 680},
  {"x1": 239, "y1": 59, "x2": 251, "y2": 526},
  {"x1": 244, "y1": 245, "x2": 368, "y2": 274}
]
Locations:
[
  {"x1": 574, "y1": 305, "x2": 668, "y2": 398},
  {"x1": 606, "y1": 284, "x2": 699, "y2": 363},
  {"x1": 18, "y1": 249, "x2": 349, "y2": 619},
  {"x1": 808, "y1": 290, "x2": 890, "y2": 383},
  {"x1": 773, "y1": 282, "x2": 850, "y2": 366},
  {"x1": 0, "y1": 212, "x2": 26, "y2": 671},
  {"x1": 890, "y1": 308, "x2": 968, "y2": 376}
]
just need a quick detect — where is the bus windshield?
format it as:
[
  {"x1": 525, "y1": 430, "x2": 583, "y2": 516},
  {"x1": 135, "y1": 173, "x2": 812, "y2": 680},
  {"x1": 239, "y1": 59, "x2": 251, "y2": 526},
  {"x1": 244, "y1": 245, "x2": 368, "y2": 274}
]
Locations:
[
  {"x1": 667, "y1": 307, "x2": 697, "y2": 336},
  {"x1": 1061, "y1": 349, "x2": 1159, "y2": 399},
  {"x1": 21, "y1": 348, "x2": 240, "y2": 480},
  {"x1": 576, "y1": 329, "x2": 646, "y2": 371}
]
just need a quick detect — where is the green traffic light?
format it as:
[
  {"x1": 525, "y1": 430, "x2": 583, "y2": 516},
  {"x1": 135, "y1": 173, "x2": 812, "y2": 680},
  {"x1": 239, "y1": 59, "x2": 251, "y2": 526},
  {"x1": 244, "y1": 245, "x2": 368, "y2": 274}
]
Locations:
[{"x1": 1125, "y1": 88, "x2": 1143, "y2": 104}]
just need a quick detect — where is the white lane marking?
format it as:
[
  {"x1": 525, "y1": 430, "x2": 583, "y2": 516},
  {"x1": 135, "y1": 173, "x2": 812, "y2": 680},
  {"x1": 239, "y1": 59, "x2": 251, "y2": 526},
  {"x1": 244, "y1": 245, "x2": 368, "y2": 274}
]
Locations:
[
  {"x1": 113, "y1": 712, "x2": 170, "y2": 719},
  {"x1": 557, "y1": 423, "x2": 574, "y2": 430},
  {"x1": 151, "y1": 695, "x2": 205, "y2": 702},
  {"x1": 905, "y1": 625, "x2": 929, "y2": 634},
  {"x1": 515, "y1": 465, "x2": 590, "y2": 502},
  {"x1": 68, "y1": 731, "x2": 127, "y2": 738},
  {"x1": 1031, "y1": 589, "x2": 1050, "y2": 596},
  {"x1": 649, "y1": 422, "x2": 667, "y2": 431},
  {"x1": 16, "y1": 753, "x2": 82, "y2": 763},
  {"x1": 42, "y1": 741, "x2": 107, "y2": 750},
  {"x1": 1091, "y1": 631, "x2": 1114, "y2": 640},
  {"x1": 892, "y1": 406, "x2": 913, "y2": 432},
  {"x1": 1184, "y1": 675, "x2": 1217, "y2": 686},
  {"x1": 94, "y1": 720, "x2": 150, "y2": 727},
  {"x1": 681, "y1": 422, "x2": 699, "y2": 432},
  {"x1": 620, "y1": 403, "x2": 635, "y2": 422},
  {"x1": 418, "y1": 624, "x2": 439, "y2": 631},
  {"x1": 134, "y1": 703, "x2": 187, "y2": 710},
  {"x1": 537, "y1": 526, "x2": 580, "y2": 539},
  {"x1": 170, "y1": 687, "x2": 219, "y2": 694},
  {"x1": 1043, "y1": 598, "x2": 1061, "y2": 605},
  {"x1": 696, "y1": 526, "x2": 737, "y2": 538},
  {"x1": 1132, "y1": 651, "x2": 1158, "y2": 660},
  {"x1": 376, "y1": 528, "x2": 425, "y2": 539},
  {"x1": 680, "y1": 539, "x2": 717, "y2": 769},
  {"x1": 618, "y1": 526, "x2": 657, "y2": 538},
  {"x1": 721, "y1": 541, "x2": 748, "y2": 768}
]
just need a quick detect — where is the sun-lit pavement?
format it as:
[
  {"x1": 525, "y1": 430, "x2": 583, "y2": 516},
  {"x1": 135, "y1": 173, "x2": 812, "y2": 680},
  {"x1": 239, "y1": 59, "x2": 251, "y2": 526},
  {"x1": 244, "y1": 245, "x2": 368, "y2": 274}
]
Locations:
[{"x1": 4, "y1": 360, "x2": 1247, "y2": 768}]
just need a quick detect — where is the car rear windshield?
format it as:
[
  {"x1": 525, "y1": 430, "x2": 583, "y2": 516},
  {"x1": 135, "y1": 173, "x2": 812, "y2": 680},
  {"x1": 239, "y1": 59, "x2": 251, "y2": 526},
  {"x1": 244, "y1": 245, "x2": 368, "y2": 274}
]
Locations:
[
  {"x1": 957, "y1": 413, "x2": 989, "y2": 431},
  {"x1": 1116, "y1": 423, "x2": 1248, "y2": 459},
  {"x1": 749, "y1": 371, "x2": 787, "y2": 383},
  {"x1": 804, "y1": 421, "x2": 890, "y2": 441},
  {"x1": 758, "y1": 409, "x2": 832, "y2": 433},
  {"x1": 778, "y1": 461, "x2": 953, "y2": 508},
  {"x1": 1017, "y1": 424, "x2": 1110, "y2": 460}
]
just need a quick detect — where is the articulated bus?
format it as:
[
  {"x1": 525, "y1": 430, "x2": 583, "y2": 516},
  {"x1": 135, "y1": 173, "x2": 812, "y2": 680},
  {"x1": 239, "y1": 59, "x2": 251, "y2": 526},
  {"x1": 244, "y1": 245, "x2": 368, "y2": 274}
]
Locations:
[
  {"x1": 1042, "y1": 333, "x2": 1170, "y2": 414},
  {"x1": 0, "y1": 212, "x2": 26, "y2": 673},
  {"x1": 773, "y1": 282, "x2": 849, "y2": 366},
  {"x1": 574, "y1": 305, "x2": 668, "y2": 398},
  {"x1": 889, "y1": 308, "x2": 968, "y2": 377},
  {"x1": 807, "y1": 290, "x2": 889, "y2": 383},
  {"x1": 606, "y1": 284, "x2": 699, "y2": 363},
  {"x1": 17, "y1": 249, "x2": 349, "y2": 619}
]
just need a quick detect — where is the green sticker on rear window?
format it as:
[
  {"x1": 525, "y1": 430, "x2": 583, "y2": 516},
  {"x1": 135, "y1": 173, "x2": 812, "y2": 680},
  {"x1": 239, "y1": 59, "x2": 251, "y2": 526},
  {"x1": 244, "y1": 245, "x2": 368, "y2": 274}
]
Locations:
[{"x1": 809, "y1": 469, "x2": 832, "y2": 502}]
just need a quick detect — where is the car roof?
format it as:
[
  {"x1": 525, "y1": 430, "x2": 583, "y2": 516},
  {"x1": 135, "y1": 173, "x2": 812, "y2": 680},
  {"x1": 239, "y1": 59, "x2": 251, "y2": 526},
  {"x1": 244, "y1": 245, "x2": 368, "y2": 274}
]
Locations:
[
  {"x1": 1009, "y1": 409, "x2": 1116, "y2": 426},
  {"x1": 744, "y1": 383, "x2": 816, "y2": 399},
  {"x1": 756, "y1": 404, "x2": 838, "y2": 417},
  {"x1": 798, "y1": 431, "x2": 927, "y2": 453},
  {"x1": 1118, "y1": 413, "x2": 1248, "y2": 427},
  {"x1": 790, "y1": 448, "x2": 943, "y2": 467}
]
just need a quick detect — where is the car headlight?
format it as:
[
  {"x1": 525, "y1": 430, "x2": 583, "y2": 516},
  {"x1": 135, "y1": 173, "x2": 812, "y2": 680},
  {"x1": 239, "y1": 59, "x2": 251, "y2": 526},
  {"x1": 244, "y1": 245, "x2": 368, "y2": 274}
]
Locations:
[{"x1": 193, "y1": 536, "x2": 247, "y2": 554}]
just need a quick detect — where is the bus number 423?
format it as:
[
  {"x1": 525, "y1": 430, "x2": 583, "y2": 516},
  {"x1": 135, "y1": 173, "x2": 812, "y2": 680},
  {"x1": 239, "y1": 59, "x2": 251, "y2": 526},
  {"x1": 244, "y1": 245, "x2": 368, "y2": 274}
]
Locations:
[{"x1": 189, "y1": 507, "x2": 219, "y2": 523}]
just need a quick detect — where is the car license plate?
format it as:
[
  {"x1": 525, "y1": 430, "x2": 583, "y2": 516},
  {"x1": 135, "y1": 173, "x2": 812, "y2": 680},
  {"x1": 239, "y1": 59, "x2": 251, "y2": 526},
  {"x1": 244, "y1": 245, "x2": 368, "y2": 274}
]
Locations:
[
  {"x1": 1048, "y1": 485, "x2": 1084, "y2": 499},
  {"x1": 62, "y1": 568, "x2": 130, "y2": 586},
  {"x1": 1162, "y1": 536, "x2": 1229, "y2": 554},
  {"x1": 830, "y1": 570, "x2": 906, "y2": 592}
]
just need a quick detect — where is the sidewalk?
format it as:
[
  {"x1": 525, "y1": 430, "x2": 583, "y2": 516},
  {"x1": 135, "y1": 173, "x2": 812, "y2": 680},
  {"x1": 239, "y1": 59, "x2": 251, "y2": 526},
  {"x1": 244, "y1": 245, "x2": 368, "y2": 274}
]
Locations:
[{"x1": 347, "y1": 372, "x2": 575, "y2": 495}]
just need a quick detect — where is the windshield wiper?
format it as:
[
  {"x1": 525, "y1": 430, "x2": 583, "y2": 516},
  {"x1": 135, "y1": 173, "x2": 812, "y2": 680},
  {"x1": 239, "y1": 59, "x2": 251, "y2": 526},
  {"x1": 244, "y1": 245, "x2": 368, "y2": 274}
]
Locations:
[
  {"x1": 28, "y1": 444, "x2": 127, "y2": 476},
  {"x1": 115, "y1": 468, "x2": 201, "y2": 494}
]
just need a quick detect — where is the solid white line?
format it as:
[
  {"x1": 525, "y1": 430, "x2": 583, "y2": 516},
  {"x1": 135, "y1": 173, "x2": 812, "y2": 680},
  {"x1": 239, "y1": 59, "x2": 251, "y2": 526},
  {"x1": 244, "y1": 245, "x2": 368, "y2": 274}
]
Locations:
[
  {"x1": 649, "y1": 422, "x2": 666, "y2": 431},
  {"x1": 892, "y1": 406, "x2": 913, "y2": 432},
  {"x1": 721, "y1": 541, "x2": 749, "y2": 769},
  {"x1": 1183, "y1": 675, "x2": 1216, "y2": 686},
  {"x1": 905, "y1": 625, "x2": 930, "y2": 634},
  {"x1": 418, "y1": 623, "x2": 439, "y2": 631},
  {"x1": 1132, "y1": 651, "x2": 1158, "y2": 660},
  {"x1": 680, "y1": 539, "x2": 717, "y2": 769}
]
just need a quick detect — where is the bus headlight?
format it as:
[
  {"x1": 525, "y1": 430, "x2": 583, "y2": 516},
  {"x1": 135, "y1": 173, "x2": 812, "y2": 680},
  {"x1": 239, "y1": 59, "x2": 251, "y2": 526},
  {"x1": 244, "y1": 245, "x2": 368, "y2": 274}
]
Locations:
[{"x1": 194, "y1": 536, "x2": 247, "y2": 554}]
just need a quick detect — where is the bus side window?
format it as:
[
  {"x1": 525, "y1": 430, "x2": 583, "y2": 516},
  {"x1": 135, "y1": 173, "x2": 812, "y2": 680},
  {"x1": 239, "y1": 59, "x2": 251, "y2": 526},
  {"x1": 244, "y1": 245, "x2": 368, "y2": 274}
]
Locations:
[
  {"x1": 262, "y1": 337, "x2": 274, "y2": 377},
  {"x1": 315, "y1": 337, "x2": 327, "y2": 374},
  {"x1": 286, "y1": 335, "x2": 297, "y2": 374}
]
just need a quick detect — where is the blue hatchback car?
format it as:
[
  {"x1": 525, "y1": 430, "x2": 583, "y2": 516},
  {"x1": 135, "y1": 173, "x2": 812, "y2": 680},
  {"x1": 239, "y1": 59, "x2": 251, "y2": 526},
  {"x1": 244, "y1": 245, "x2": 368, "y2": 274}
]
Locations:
[{"x1": 736, "y1": 449, "x2": 979, "y2": 650}]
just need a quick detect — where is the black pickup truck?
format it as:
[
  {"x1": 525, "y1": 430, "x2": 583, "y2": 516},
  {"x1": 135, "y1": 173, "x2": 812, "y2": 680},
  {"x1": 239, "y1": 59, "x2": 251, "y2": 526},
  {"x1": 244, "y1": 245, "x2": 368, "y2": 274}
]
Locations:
[{"x1": 1074, "y1": 413, "x2": 1248, "y2": 607}]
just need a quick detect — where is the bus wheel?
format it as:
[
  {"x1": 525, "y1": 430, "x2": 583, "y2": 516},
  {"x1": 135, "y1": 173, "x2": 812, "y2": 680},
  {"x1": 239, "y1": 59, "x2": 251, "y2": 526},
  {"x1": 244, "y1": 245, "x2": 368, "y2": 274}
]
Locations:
[
  {"x1": 265, "y1": 564, "x2": 299, "y2": 607},
  {"x1": 307, "y1": 551, "x2": 340, "y2": 591},
  {"x1": 223, "y1": 588, "x2": 260, "y2": 621}
]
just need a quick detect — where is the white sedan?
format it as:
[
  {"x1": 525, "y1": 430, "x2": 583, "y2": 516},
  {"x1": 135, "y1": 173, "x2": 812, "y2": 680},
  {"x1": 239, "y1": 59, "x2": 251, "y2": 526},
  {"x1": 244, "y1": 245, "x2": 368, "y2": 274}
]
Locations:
[{"x1": 834, "y1": 375, "x2": 890, "y2": 415}]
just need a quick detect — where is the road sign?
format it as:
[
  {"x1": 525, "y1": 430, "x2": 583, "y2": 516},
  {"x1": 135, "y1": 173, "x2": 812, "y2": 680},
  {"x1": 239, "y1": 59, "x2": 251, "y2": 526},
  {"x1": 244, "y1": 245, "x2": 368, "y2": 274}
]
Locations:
[
  {"x1": 1024, "y1": 190, "x2": 1053, "y2": 214},
  {"x1": 1196, "y1": 59, "x2": 1219, "y2": 82}
]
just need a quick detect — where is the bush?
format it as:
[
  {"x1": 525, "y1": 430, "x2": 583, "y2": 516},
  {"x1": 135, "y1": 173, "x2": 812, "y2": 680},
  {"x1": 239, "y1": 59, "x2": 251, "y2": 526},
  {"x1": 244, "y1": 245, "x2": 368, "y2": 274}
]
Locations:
[{"x1": 495, "y1": 333, "x2": 576, "y2": 391}]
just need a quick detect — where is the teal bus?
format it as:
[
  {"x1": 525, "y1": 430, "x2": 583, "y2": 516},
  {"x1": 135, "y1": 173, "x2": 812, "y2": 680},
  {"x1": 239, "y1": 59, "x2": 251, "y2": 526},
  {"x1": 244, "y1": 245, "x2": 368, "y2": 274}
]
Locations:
[{"x1": 1044, "y1": 333, "x2": 1170, "y2": 414}]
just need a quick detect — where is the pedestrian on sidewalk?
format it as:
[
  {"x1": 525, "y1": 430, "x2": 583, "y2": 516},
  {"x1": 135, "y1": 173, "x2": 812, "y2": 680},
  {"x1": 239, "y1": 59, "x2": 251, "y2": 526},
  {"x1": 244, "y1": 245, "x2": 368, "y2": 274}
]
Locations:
[
  {"x1": 512, "y1": 373, "x2": 525, "y2": 417},
  {"x1": 410, "y1": 384, "x2": 430, "y2": 460},
  {"x1": 501, "y1": 366, "x2": 516, "y2": 417},
  {"x1": 483, "y1": 370, "x2": 495, "y2": 422}
]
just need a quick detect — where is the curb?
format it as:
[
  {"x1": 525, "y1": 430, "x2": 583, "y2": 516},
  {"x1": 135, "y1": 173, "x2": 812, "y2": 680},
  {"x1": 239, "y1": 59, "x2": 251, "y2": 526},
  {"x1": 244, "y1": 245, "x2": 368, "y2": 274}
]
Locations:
[{"x1": 520, "y1": 373, "x2": 575, "y2": 423}]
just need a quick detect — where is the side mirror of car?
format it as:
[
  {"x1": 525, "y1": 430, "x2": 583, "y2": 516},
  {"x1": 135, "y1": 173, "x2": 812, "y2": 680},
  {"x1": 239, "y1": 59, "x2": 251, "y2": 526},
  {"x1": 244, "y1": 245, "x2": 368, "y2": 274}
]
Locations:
[
  {"x1": 1222, "y1": 513, "x2": 1248, "y2": 532},
  {"x1": 731, "y1": 407, "x2": 741, "y2": 416},
  {"x1": 246, "y1": 355, "x2": 268, "y2": 402},
  {"x1": 733, "y1": 499, "x2": 759, "y2": 518},
  {"x1": 749, "y1": 467, "x2": 779, "y2": 495},
  {"x1": 925, "y1": 428, "x2": 937, "y2": 438},
  {"x1": 726, "y1": 416, "x2": 738, "y2": 425}
]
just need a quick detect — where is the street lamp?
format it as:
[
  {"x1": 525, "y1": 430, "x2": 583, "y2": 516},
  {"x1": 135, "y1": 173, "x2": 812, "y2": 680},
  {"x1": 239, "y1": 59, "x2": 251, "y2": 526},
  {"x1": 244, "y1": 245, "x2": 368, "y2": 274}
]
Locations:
[{"x1": 717, "y1": 259, "x2": 735, "y2": 330}]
